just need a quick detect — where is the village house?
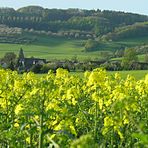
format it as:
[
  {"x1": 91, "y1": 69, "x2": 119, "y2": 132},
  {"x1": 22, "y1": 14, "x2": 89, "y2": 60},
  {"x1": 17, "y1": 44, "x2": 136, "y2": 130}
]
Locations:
[{"x1": 18, "y1": 48, "x2": 46, "y2": 71}]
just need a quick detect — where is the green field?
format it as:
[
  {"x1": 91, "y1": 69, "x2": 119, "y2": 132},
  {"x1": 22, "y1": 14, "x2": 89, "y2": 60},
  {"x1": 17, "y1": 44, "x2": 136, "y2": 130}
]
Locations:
[
  {"x1": 37, "y1": 70, "x2": 148, "y2": 80},
  {"x1": 72, "y1": 70, "x2": 148, "y2": 80},
  {"x1": 116, "y1": 36, "x2": 148, "y2": 45},
  {"x1": 0, "y1": 35, "x2": 102, "y2": 61},
  {"x1": 109, "y1": 70, "x2": 148, "y2": 79},
  {"x1": 111, "y1": 54, "x2": 147, "y2": 62},
  {"x1": 0, "y1": 33, "x2": 148, "y2": 61}
]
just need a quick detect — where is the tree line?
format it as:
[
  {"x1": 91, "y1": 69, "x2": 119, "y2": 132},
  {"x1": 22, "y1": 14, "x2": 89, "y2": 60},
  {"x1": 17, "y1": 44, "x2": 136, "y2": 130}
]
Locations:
[
  {"x1": 0, "y1": 6, "x2": 148, "y2": 36},
  {"x1": 1, "y1": 48, "x2": 148, "y2": 73}
]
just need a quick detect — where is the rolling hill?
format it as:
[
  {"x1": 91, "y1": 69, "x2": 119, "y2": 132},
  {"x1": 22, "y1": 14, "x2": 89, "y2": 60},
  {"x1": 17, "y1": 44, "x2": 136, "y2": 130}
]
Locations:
[{"x1": 0, "y1": 6, "x2": 148, "y2": 61}]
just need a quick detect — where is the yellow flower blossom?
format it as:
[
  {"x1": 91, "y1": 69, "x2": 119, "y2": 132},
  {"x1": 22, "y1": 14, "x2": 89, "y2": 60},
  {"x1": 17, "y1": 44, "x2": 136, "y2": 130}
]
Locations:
[
  {"x1": 14, "y1": 123, "x2": 19, "y2": 128},
  {"x1": 15, "y1": 104, "x2": 23, "y2": 115}
]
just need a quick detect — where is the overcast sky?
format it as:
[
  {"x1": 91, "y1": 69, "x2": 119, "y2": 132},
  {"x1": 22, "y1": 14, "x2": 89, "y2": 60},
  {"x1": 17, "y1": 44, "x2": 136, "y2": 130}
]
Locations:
[{"x1": 0, "y1": 0, "x2": 147, "y2": 15}]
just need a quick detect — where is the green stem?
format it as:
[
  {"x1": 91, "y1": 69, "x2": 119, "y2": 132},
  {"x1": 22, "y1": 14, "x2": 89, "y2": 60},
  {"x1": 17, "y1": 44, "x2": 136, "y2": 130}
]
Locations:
[
  {"x1": 39, "y1": 113, "x2": 43, "y2": 148},
  {"x1": 77, "y1": 102, "x2": 92, "y2": 131},
  {"x1": 94, "y1": 101, "x2": 98, "y2": 140},
  {"x1": 39, "y1": 97, "x2": 45, "y2": 148},
  {"x1": 29, "y1": 118, "x2": 33, "y2": 148}
]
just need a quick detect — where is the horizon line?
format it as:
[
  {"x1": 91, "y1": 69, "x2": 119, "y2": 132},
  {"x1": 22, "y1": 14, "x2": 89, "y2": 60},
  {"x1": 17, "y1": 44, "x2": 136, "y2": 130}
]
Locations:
[{"x1": 0, "y1": 5, "x2": 147, "y2": 16}]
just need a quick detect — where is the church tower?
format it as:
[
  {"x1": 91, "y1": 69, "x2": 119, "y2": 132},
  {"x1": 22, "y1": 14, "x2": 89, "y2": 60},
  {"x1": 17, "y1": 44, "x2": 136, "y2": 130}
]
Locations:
[
  {"x1": 19, "y1": 48, "x2": 25, "y2": 60},
  {"x1": 18, "y1": 48, "x2": 25, "y2": 68}
]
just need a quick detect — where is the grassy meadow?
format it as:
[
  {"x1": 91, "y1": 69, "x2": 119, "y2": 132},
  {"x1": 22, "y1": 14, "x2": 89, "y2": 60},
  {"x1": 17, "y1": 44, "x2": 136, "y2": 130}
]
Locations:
[
  {"x1": 37, "y1": 70, "x2": 148, "y2": 80},
  {"x1": 108, "y1": 70, "x2": 148, "y2": 79},
  {"x1": 76, "y1": 70, "x2": 148, "y2": 80},
  {"x1": 71, "y1": 70, "x2": 148, "y2": 80},
  {"x1": 0, "y1": 33, "x2": 148, "y2": 61},
  {"x1": 0, "y1": 34, "x2": 102, "y2": 61}
]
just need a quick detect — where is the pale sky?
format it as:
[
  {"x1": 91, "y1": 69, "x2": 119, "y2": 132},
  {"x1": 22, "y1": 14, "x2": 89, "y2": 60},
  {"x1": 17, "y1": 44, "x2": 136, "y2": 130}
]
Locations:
[{"x1": 0, "y1": 0, "x2": 148, "y2": 15}]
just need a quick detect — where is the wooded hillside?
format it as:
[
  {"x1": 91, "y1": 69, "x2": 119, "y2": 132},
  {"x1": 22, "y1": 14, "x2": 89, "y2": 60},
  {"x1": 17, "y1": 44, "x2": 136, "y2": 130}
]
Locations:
[{"x1": 0, "y1": 6, "x2": 148, "y2": 37}]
